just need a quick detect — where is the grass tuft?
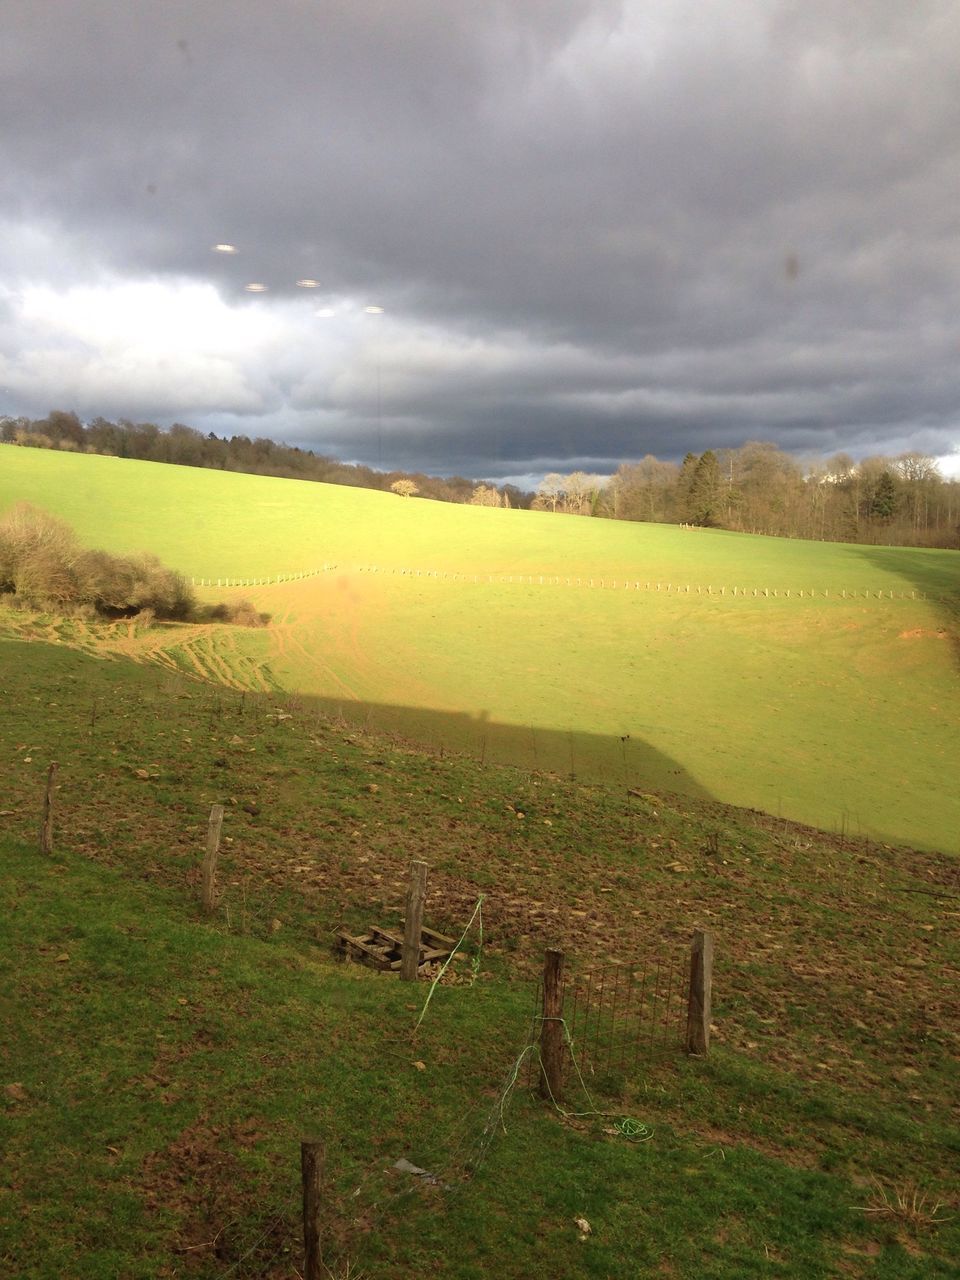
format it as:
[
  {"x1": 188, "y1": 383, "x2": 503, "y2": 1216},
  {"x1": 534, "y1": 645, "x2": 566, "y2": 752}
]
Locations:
[
  {"x1": 319, "y1": 1261, "x2": 369, "y2": 1280},
  {"x1": 857, "y1": 1176, "x2": 954, "y2": 1231}
]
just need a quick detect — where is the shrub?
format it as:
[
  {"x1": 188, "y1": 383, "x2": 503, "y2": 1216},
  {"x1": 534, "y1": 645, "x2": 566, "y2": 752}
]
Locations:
[
  {"x1": 14, "y1": 430, "x2": 54, "y2": 448},
  {"x1": 0, "y1": 502, "x2": 197, "y2": 621},
  {"x1": 0, "y1": 503, "x2": 269, "y2": 628},
  {"x1": 126, "y1": 555, "x2": 194, "y2": 620},
  {"x1": 0, "y1": 504, "x2": 82, "y2": 602},
  {"x1": 202, "y1": 599, "x2": 270, "y2": 627},
  {"x1": 76, "y1": 548, "x2": 139, "y2": 614},
  {"x1": 227, "y1": 599, "x2": 270, "y2": 627}
]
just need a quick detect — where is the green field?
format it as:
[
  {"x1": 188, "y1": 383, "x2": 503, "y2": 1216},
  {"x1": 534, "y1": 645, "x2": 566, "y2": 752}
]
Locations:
[
  {"x1": 1, "y1": 641, "x2": 957, "y2": 1277},
  {"x1": 1, "y1": 445, "x2": 958, "y2": 852}
]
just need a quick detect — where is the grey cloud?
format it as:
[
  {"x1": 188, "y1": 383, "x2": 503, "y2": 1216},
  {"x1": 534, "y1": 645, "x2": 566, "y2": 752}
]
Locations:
[{"x1": 2, "y1": 1, "x2": 959, "y2": 477}]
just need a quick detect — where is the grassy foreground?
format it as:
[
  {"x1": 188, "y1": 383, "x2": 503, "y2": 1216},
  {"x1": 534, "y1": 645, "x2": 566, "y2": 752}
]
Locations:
[
  {"x1": 1, "y1": 446, "x2": 958, "y2": 852},
  {"x1": 1, "y1": 638, "x2": 958, "y2": 1277}
]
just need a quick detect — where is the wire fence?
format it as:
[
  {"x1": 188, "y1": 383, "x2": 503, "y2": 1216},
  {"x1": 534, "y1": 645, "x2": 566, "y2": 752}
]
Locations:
[
  {"x1": 191, "y1": 562, "x2": 955, "y2": 604},
  {"x1": 526, "y1": 949, "x2": 692, "y2": 1092},
  {"x1": 295, "y1": 946, "x2": 683, "y2": 1279},
  {"x1": 191, "y1": 564, "x2": 338, "y2": 587}
]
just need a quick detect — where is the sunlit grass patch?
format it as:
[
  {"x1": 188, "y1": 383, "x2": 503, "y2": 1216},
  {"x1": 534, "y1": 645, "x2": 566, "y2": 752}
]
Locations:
[{"x1": 1, "y1": 445, "x2": 958, "y2": 852}]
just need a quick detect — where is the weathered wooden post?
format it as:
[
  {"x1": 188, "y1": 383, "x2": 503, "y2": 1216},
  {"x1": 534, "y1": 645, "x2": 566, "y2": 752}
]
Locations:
[
  {"x1": 400, "y1": 860, "x2": 428, "y2": 981},
  {"x1": 539, "y1": 948, "x2": 565, "y2": 1102},
  {"x1": 39, "y1": 762, "x2": 58, "y2": 855},
  {"x1": 301, "y1": 1140, "x2": 324, "y2": 1280},
  {"x1": 685, "y1": 930, "x2": 714, "y2": 1055},
  {"x1": 201, "y1": 804, "x2": 224, "y2": 914}
]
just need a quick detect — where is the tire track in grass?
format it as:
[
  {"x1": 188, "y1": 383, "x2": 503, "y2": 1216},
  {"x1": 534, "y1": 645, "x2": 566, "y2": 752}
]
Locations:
[
  {"x1": 214, "y1": 626, "x2": 275, "y2": 693},
  {"x1": 270, "y1": 622, "x2": 362, "y2": 701},
  {"x1": 269, "y1": 575, "x2": 446, "y2": 711},
  {"x1": 212, "y1": 632, "x2": 275, "y2": 694},
  {"x1": 0, "y1": 606, "x2": 276, "y2": 695},
  {"x1": 266, "y1": 607, "x2": 354, "y2": 696},
  {"x1": 190, "y1": 633, "x2": 236, "y2": 687},
  {"x1": 263, "y1": 578, "x2": 374, "y2": 703},
  {"x1": 163, "y1": 630, "x2": 259, "y2": 692}
]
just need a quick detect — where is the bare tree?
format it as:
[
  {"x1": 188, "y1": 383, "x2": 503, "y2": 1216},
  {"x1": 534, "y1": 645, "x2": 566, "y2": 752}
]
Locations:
[
  {"x1": 536, "y1": 473, "x2": 566, "y2": 512},
  {"x1": 893, "y1": 453, "x2": 940, "y2": 530},
  {"x1": 563, "y1": 471, "x2": 592, "y2": 514},
  {"x1": 469, "y1": 484, "x2": 502, "y2": 507}
]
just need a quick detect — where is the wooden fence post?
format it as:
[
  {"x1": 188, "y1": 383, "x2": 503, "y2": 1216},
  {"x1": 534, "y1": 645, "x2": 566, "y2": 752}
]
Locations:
[
  {"x1": 401, "y1": 860, "x2": 428, "y2": 981},
  {"x1": 201, "y1": 804, "x2": 224, "y2": 914},
  {"x1": 39, "y1": 762, "x2": 58, "y2": 855},
  {"x1": 686, "y1": 930, "x2": 714, "y2": 1055},
  {"x1": 539, "y1": 948, "x2": 565, "y2": 1102},
  {"x1": 301, "y1": 1140, "x2": 324, "y2": 1280}
]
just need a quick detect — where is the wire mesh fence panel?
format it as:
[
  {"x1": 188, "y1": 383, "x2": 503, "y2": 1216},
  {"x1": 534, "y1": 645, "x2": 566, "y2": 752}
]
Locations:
[{"x1": 526, "y1": 948, "x2": 691, "y2": 1091}]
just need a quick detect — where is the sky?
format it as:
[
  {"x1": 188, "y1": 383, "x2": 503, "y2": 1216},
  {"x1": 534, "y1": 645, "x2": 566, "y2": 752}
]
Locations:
[{"x1": 2, "y1": 0, "x2": 960, "y2": 484}]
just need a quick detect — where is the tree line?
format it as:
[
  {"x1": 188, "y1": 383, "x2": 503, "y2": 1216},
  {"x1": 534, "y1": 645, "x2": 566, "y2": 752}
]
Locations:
[
  {"x1": 1, "y1": 411, "x2": 529, "y2": 510},
  {"x1": 601, "y1": 444, "x2": 959, "y2": 548},
  {"x1": 4, "y1": 411, "x2": 958, "y2": 548}
]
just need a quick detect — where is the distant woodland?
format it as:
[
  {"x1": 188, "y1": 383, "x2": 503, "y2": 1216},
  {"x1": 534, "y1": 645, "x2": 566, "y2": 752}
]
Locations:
[{"x1": 4, "y1": 410, "x2": 958, "y2": 548}]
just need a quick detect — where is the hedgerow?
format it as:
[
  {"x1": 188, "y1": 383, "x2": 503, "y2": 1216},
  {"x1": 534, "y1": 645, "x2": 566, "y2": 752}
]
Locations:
[{"x1": 0, "y1": 502, "x2": 194, "y2": 620}]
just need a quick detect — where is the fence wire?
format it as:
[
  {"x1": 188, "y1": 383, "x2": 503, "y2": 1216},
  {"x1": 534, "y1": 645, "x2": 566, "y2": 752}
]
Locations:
[{"x1": 527, "y1": 950, "x2": 690, "y2": 1089}]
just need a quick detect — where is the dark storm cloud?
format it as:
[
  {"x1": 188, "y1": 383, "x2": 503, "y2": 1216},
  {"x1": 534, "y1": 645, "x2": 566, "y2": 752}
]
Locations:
[{"x1": 2, "y1": 0, "x2": 959, "y2": 477}]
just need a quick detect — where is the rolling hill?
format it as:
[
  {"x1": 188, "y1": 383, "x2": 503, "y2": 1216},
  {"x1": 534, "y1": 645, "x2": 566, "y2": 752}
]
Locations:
[{"x1": 1, "y1": 444, "x2": 958, "y2": 852}]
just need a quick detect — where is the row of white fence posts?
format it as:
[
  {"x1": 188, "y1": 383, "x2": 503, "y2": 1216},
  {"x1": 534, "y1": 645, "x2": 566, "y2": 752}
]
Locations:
[
  {"x1": 188, "y1": 569, "x2": 929, "y2": 601},
  {"x1": 190, "y1": 565, "x2": 334, "y2": 588}
]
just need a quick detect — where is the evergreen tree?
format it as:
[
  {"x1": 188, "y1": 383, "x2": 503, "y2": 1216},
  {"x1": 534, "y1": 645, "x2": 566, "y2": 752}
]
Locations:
[
  {"x1": 687, "y1": 450, "x2": 723, "y2": 524},
  {"x1": 871, "y1": 470, "x2": 898, "y2": 522},
  {"x1": 674, "y1": 452, "x2": 699, "y2": 519}
]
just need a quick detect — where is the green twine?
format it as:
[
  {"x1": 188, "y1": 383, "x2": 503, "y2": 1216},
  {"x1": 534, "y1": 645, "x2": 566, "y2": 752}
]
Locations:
[
  {"x1": 413, "y1": 895, "x2": 484, "y2": 1033},
  {"x1": 615, "y1": 1117, "x2": 653, "y2": 1142},
  {"x1": 470, "y1": 901, "x2": 483, "y2": 984},
  {"x1": 412, "y1": 926, "x2": 652, "y2": 1148},
  {"x1": 537, "y1": 1016, "x2": 654, "y2": 1144}
]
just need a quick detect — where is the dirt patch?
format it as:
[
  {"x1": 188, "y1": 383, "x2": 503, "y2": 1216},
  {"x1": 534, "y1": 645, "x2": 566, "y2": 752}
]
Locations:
[
  {"x1": 140, "y1": 1121, "x2": 296, "y2": 1276},
  {"x1": 695, "y1": 1125, "x2": 822, "y2": 1169},
  {"x1": 899, "y1": 628, "x2": 947, "y2": 639}
]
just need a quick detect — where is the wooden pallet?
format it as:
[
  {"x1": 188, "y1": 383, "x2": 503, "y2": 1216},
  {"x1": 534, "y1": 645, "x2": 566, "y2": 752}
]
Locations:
[{"x1": 335, "y1": 923, "x2": 456, "y2": 972}]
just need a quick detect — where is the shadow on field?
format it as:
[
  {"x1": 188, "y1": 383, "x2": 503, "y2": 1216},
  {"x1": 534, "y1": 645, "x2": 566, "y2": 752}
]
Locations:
[
  {"x1": 0, "y1": 623, "x2": 711, "y2": 801},
  {"x1": 290, "y1": 692, "x2": 713, "y2": 800},
  {"x1": 849, "y1": 544, "x2": 960, "y2": 668}
]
